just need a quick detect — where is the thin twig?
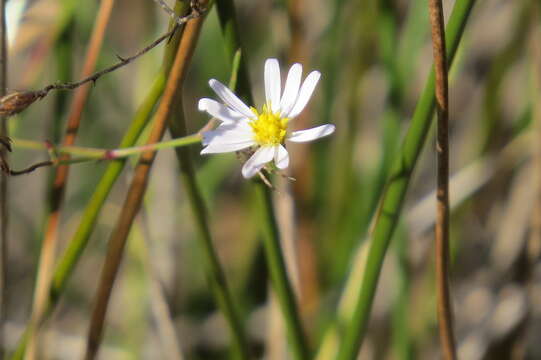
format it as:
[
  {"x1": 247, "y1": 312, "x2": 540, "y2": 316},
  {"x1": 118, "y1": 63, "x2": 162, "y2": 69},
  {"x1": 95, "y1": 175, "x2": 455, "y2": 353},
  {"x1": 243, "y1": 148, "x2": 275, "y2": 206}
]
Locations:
[
  {"x1": 0, "y1": 0, "x2": 7, "y2": 356},
  {"x1": 0, "y1": 8, "x2": 206, "y2": 118},
  {"x1": 39, "y1": 30, "x2": 176, "y2": 93},
  {"x1": 84, "y1": 14, "x2": 203, "y2": 360},
  {"x1": 38, "y1": 5, "x2": 203, "y2": 94},
  {"x1": 428, "y1": 0, "x2": 456, "y2": 359}
]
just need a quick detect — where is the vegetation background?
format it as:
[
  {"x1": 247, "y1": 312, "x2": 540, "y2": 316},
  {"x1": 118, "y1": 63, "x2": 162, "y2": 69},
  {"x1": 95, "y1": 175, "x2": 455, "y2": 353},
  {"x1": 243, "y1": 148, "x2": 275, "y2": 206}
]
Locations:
[{"x1": 1, "y1": 0, "x2": 540, "y2": 359}]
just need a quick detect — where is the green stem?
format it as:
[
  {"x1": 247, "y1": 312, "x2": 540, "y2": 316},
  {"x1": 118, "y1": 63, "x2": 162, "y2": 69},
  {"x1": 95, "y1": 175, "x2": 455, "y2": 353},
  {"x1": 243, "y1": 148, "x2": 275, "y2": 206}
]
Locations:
[
  {"x1": 12, "y1": 134, "x2": 201, "y2": 160},
  {"x1": 254, "y1": 183, "x2": 310, "y2": 360},
  {"x1": 336, "y1": 1, "x2": 476, "y2": 359}
]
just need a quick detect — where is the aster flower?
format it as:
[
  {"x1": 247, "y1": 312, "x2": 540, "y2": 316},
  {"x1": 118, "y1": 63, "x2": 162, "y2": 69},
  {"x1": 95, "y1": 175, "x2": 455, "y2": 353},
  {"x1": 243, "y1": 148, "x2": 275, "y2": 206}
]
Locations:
[{"x1": 198, "y1": 58, "x2": 335, "y2": 179}]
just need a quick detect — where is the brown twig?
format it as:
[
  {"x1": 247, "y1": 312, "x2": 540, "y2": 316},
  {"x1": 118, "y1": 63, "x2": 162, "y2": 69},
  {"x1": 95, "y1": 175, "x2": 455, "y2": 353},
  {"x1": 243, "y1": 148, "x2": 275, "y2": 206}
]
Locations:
[
  {"x1": 26, "y1": 0, "x2": 117, "y2": 358},
  {"x1": 9, "y1": 161, "x2": 54, "y2": 176},
  {"x1": 0, "y1": 0, "x2": 7, "y2": 356},
  {"x1": 428, "y1": 0, "x2": 456, "y2": 359},
  {"x1": 0, "y1": 7, "x2": 206, "y2": 118},
  {"x1": 84, "y1": 14, "x2": 203, "y2": 360}
]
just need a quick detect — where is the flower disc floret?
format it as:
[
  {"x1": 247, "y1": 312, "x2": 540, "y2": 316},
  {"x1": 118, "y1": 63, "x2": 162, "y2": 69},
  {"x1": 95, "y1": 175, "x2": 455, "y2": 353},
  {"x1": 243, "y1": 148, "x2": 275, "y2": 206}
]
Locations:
[{"x1": 249, "y1": 104, "x2": 289, "y2": 146}]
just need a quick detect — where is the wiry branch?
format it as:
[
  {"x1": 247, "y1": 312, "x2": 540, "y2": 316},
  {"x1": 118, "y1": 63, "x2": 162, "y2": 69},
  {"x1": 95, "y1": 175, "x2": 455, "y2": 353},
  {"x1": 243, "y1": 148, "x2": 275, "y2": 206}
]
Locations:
[{"x1": 0, "y1": 5, "x2": 207, "y2": 118}]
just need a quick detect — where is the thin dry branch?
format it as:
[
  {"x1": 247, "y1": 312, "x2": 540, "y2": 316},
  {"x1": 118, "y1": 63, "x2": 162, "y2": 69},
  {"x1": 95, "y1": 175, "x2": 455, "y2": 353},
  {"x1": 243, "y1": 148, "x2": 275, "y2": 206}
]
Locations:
[
  {"x1": 0, "y1": 7, "x2": 205, "y2": 119},
  {"x1": 428, "y1": 0, "x2": 456, "y2": 359},
  {"x1": 84, "y1": 15, "x2": 204, "y2": 360}
]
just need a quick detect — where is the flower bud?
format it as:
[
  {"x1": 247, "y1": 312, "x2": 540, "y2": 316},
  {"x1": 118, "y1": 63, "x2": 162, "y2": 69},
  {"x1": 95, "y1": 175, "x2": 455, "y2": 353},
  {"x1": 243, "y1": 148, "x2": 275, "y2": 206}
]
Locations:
[{"x1": 0, "y1": 90, "x2": 45, "y2": 117}]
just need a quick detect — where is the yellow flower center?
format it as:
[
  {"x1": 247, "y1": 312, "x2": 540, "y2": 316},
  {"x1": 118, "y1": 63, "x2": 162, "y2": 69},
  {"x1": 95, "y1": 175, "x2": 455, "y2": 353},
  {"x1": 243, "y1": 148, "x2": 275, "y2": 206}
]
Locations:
[{"x1": 249, "y1": 104, "x2": 289, "y2": 146}]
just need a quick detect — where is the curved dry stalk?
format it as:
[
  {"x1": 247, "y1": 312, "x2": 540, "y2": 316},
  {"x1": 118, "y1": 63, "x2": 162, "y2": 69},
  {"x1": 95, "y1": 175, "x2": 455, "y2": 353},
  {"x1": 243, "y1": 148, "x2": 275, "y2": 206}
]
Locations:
[
  {"x1": 0, "y1": 22, "x2": 182, "y2": 118},
  {"x1": 26, "y1": 1, "x2": 117, "y2": 358},
  {"x1": 428, "y1": 0, "x2": 456, "y2": 358},
  {"x1": 84, "y1": 16, "x2": 204, "y2": 360}
]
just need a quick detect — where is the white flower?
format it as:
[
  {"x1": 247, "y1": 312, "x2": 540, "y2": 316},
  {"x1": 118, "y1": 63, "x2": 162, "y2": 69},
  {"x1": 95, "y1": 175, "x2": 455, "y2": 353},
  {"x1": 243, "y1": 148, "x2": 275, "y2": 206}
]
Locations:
[{"x1": 198, "y1": 58, "x2": 335, "y2": 179}]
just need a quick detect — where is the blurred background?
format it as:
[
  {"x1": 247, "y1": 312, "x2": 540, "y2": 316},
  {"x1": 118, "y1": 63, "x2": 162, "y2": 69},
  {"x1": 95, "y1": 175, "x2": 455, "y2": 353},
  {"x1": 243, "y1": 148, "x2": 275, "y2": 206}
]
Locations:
[{"x1": 3, "y1": 0, "x2": 541, "y2": 359}]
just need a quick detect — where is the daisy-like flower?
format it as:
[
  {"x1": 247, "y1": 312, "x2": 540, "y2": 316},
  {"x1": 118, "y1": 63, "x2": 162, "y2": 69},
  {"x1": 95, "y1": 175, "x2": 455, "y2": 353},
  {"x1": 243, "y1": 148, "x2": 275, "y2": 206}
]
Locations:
[{"x1": 198, "y1": 58, "x2": 335, "y2": 179}]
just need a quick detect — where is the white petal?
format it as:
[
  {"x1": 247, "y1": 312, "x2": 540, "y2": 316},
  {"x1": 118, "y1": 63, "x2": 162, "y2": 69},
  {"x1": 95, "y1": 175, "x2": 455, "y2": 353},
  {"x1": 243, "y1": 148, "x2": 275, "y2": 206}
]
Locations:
[
  {"x1": 280, "y1": 63, "x2": 302, "y2": 116},
  {"x1": 201, "y1": 140, "x2": 254, "y2": 154},
  {"x1": 242, "y1": 146, "x2": 275, "y2": 178},
  {"x1": 209, "y1": 79, "x2": 255, "y2": 118},
  {"x1": 286, "y1": 71, "x2": 321, "y2": 119},
  {"x1": 202, "y1": 125, "x2": 253, "y2": 146},
  {"x1": 274, "y1": 145, "x2": 289, "y2": 169},
  {"x1": 287, "y1": 124, "x2": 335, "y2": 143},
  {"x1": 211, "y1": 119, "x2": 252, "y2": 134},
  {"x1": 198, "y1": 98, "x2": 246, "y2": 124},
  {"x1": 264, "y1": 58, "x2": 281, "y2": 113}
]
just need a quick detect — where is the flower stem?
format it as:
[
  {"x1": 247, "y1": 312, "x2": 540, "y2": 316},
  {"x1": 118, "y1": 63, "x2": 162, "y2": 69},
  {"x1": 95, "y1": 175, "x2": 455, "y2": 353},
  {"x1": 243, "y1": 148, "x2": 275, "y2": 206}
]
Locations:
[
  {"x1": 254, "y1": 183, "x2": 310, "y2": 360},
  {"x1": 335, "y1": 1, "x2": 476, "y2": 359},
  {"x1": 215, "y1": 0, "x2": 309, "y2": 358}
]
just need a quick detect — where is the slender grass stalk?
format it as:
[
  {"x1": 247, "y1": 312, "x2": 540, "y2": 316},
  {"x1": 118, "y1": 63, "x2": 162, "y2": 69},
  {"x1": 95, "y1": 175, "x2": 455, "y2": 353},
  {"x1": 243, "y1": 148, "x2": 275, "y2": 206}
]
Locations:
[
  {"x1": 9, "y1": 3, "x2": 191, "y2": 359},
  {"x1": 26, "y1": 1, "x2": 116, "y2": 357},
  {"x1": 428, "y1": 0, "x2": 456, "y2": 358},
  {"x1": 83, "y1": 14, "x2": 203, "y2": 360},
  {"x1": 334, "y1": 1, "x2": 476, "y2": 359},
  {"x1": 215, "y1": 0, "x2": 309, "y2": 358},
  {"x1": 0, "y1": 0, "x2": 7, "y2": 357}
]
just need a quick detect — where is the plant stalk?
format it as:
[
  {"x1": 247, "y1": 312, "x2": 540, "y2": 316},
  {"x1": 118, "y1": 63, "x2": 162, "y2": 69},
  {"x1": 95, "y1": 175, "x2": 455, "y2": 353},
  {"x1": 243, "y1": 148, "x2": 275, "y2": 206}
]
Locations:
[
  {"x1": 335, "y1": 1, "x2": 476, "y2": 359},
  {"x1": 84, "y1": 12, "x2": 203, "y2": 360}
]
